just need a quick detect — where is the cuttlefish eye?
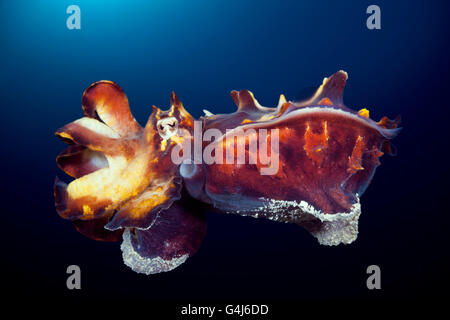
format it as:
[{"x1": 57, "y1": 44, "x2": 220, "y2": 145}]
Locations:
[{"x1": 157, "y1": 117, "x2": 178, "y2": 139}]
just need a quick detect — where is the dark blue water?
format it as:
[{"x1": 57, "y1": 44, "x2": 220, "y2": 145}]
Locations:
[{"x1": 1, "y1": 0, "x2": 449, "y2": 302}]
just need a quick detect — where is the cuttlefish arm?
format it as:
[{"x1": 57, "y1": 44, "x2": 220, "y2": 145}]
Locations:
[{"x1": 54, "y1": 81, "x2": 195, "y2": 234}]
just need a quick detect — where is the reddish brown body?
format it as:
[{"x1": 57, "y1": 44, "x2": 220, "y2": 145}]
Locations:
[{"x1": 54, "y1": 71, "x2": 400, "y2": 274}]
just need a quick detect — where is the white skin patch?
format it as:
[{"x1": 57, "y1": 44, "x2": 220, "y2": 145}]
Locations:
[
  {"x1": 74, "y1": 117, "x2": 121, "y2": 139},
  {"x1": 120, "y1": 228, "x2": 188, "y2": 274},
  {"x1": 227, "y1": 196, "x2": 361, "y2": 246},
  {"x1": 157, "y1": 117, "x2": 178, "y2": 140}
]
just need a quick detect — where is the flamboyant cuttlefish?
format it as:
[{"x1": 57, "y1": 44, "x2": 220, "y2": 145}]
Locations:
[{"x1": 54, "y1": 71, "x2": 400, "y2": 274}]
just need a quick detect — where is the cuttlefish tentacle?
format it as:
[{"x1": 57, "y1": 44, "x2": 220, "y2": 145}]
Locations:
[{"x1": 54, "y1": 82, "x2": 194, "y2": 234}]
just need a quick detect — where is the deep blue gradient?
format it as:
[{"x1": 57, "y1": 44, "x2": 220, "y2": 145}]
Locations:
[{"x1": 1, "y1": 0, "x2": 449, "y2": 302}]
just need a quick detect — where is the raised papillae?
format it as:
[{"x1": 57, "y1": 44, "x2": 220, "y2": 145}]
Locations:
[{"x1": 54, "y1": 71, "x2": 400, "y2": 274}]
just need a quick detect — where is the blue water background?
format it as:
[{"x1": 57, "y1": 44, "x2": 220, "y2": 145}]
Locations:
[{"x1": 0, "y1": 0, "x2": 449, "y2": 300}]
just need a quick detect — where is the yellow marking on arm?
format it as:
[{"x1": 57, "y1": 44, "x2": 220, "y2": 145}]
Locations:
[
  {"x1": 58, "y1": 132, "x2": 73, "y2": 139},
  {"x1": 82, "y1": 204, "x2": 94, "y2": 217},
  {"x1": 127, "y1": 182, "x2": 176, "y2": 218},
  {"x1": 160, "y1": 139, "x2": 167, "y2": 151},
  {"x1": 170, "y1": 135, "x2": 184, "y2": 145}
]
